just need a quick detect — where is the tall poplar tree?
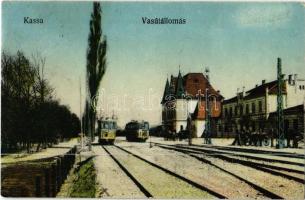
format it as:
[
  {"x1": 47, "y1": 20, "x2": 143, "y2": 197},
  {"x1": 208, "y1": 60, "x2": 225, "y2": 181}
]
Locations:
[{"x1": 85, "y1": 2, "x2": 107, "y2": 148}]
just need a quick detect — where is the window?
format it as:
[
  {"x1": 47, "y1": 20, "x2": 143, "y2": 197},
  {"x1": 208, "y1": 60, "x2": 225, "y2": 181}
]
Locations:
[
  {"x1": 252, "y1": 102, "x2": 256, "y2": 114},
  {"x1": 258, "y1": 101, "x2": 262, "y2": 113},
  {"x1": 235, "y1": 106, "x2": 238, "y2": 116},
  {"x1": 224, "y1": 108, "x2": 228, "y2": 116},
  {"x1": 252, "y1": 122, "x2": 256, "y2": 131},
  {"x1": 246, "y1": 104, "x2": 249, "y2": 114},
  {"x1": 300, "y1": 85, "x2": 302, "y2": 90},
  {"x1": 229, "y1": 107, "x2": 233, "y2": 116},
  {"x1": 240, "y1": 105, "x2": 243, "y2": 115},
  {"x1": 284, "y1": 120, "x2": 289, "y2": 132},
  {"x1": 293, "y1": 119, "x2": 298, "y2": 131},
  {"x1": 143, "y1": 122, "x2": 149, "y2": 130}
]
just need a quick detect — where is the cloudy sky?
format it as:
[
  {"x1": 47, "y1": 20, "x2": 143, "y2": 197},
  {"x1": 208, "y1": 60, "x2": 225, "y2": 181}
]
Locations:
[{"x1": 2, "y1": 2, "x2": 305, "y2": 127}]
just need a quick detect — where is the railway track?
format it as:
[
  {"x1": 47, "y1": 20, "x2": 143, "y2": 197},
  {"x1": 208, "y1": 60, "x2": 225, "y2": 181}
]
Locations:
[
  {"x1": 102, "y1": 145, "x2": 152, "y2": 197},
  {"x1": 174, "y1": 144, "x2": 304, "y2": 171},
  {"x1": 102, "y1": 145, "x2": 226, "y2": 198},
  {"x1": 177, "y1": 145, "x2": 304, "y2": 167},
  {"x1": 171, "y1": 143, "x2": 304, "y2": 167},
  {"x1": 191, "y1": 144, "x2": 304, "y2": 159},
  {"x1": 154, "y1": 143, "x2": 304, "y2": 184}
]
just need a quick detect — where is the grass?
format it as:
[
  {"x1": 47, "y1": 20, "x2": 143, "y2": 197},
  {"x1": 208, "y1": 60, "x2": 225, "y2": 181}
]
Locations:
[{"x1": 69, "y1": 157, "x2": 96, "y2": 198}]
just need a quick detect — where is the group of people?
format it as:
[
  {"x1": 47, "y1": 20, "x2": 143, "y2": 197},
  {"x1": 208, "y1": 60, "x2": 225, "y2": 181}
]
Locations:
[
  {"x1": 232, "y1": 128, "x2": 302, "y2": 148},
  {"x1": 162, "y1": 126, "x2": 191, "y2": 141}
]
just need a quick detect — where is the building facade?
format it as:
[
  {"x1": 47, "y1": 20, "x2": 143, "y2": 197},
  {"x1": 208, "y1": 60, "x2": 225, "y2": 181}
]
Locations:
[
  {"x1": 220, "y1": 74, "x2": 305, "y2": 137},
  {"x1": 161, "y1": 70, "x2": 223, "y2": 137}
]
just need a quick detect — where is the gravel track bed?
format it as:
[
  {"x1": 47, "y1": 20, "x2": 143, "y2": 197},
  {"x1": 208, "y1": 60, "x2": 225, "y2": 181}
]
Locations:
[
  {"x1": 92, "y1": 145, "x2": 146, "y2": 198},
  {"x1": 194, "y1": 144, "x2": 304, "y2": 158},
  {"x1": 118, "y1": 142, "x2": 265, "y2": 199},
  {"x1": 262, "y1": 167, "x2": 305, "y2": 181},
  {"x1": 196, "y1": 154, "x2": 305, "y2": 199},
  {"x1": 176, "y1": 144, "x2": 304, "y2": 165},
  {"x1": 221, "y1": 154, "x2": 304, "y2": 173},
  {"x1": 106, "y1": 145, "x2": 215, "y2": 199}
]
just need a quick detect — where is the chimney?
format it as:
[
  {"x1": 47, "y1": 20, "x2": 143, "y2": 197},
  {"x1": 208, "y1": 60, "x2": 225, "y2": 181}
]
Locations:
[
  {"x1": 255, "y1": 84, "x2": 258, "y2": 88},
  {"x1": 288, "y1": 74, "x2": 293, "y2": 85},
  {"x1": 294, "y1": 74, "x2": 298, "y2": 85},
  {"x1": 262, "y1": 80, "x2": 266, "y2": 85},
  {"x1": 242, "y1": 86, "x2": 245, "y2": 97}
]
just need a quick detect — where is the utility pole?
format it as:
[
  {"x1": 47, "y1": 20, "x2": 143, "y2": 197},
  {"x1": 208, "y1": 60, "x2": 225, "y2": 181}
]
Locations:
[
  {"x1": 187, "y1": 98, "x2": 192, "y2": 145},
  {"x1": 79, "y1": 77, "x2": 84, "y2": 150},
  {"x1": 204, "y1": 68, "x2": 212, "y2": 144},
  {"x1": 303, "y1": 98, "x2": 305, "y2": 146},
  {"x1": 276, "y1": 58, "x2": 285, "y2": 149}
]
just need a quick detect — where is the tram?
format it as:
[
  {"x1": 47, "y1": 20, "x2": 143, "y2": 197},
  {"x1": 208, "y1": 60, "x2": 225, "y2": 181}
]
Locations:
[
  {"x1": 125, "y1": 120, "x2": 149, "y2": 142},
  {"x1": 97, "y1": 117, "x2": 117, "y2": 144}
]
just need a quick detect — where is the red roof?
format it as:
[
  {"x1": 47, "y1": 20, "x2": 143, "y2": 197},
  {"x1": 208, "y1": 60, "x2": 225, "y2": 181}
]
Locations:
[
  {"x1": 192, "y1": 100, "x2": 222, "y2": 120},
  {"x1": 168, "y1": 73, "x2": 223, "y2": 99},
  {"x1": 184, "y1": 73, "x2": 221, "y2": 98}
]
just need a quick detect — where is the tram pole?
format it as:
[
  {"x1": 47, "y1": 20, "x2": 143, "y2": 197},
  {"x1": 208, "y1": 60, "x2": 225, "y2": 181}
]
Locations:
[
  {"x1": 204, "y1": 67, "x2": 212, "y2": 145},
  {"x1": 187, "y1": 98, "x2": 192, "y2": 145},
  {"x1": 276, "y1": 58, "x2": 285, "y2": 149},
  {"x1": 205, "y1": 88, "x2": 212, "y2": 144},
  {"x1": 79, "y1": 77, "x2": 84, "y2": 150}
]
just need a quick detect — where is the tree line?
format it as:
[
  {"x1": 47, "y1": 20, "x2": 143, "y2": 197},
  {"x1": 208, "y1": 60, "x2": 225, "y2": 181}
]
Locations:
[{"x1": 1, "y1": 51, "x2": 80, "y2": 153}]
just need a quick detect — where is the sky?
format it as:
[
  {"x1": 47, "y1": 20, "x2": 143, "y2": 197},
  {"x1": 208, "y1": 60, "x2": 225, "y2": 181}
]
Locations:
[{"x1": 2, "y1": 1, "x2": 305, "y2": 127}]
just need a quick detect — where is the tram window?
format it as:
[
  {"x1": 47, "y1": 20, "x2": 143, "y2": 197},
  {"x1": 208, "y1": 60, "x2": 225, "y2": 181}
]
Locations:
[
  {"x1": 126, "y1": 123, "x2": 139, "y2": 130},
  {"x1": 113, "y1": 122, "x2": 117, "y2": 129},
  {"x1": 110, "y1": 122, "x2": 116, "y2": 129},
  {"x1": 143, "y1": 122, "x2": 149, "y2": 130}
]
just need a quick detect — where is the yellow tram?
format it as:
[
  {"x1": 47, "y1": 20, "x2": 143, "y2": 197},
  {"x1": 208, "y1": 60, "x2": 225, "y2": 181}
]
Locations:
[{"x1": 97, "y1": 118, "x2": 117, "y2": 144}]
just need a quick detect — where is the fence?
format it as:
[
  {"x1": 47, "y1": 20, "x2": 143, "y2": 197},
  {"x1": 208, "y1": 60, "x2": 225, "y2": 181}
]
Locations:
[{"x1": 1, "y1": 146, "x2": 77, "y2": 197}]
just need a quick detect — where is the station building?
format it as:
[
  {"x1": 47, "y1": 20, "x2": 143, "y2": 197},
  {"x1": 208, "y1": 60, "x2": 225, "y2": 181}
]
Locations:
[
  {"x1": 161, "y1": 70, "x2": 223, "y2": 137},
  {"x1": 220, "y1": 74, "x2": 305, "y2": 137}
]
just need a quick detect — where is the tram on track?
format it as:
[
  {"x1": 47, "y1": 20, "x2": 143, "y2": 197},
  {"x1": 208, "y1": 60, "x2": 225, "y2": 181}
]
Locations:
[
  {"x1": 98, "y1": 117, "x2": 117, "y2": 144},
  {"x1": 125, "y1": 120, "x2": 149, "y2": 142}
]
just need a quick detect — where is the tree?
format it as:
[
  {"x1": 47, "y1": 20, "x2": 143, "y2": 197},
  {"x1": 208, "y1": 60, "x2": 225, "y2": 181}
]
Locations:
[
  {"x1": 1, "y1": 51, "x2": 80, "y2": 153},
  {"x1": 85, "y1": 2, "x2": 107, "y2": 149}
]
